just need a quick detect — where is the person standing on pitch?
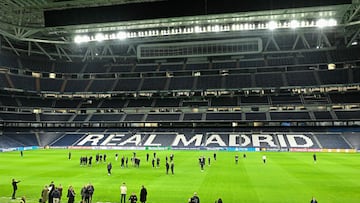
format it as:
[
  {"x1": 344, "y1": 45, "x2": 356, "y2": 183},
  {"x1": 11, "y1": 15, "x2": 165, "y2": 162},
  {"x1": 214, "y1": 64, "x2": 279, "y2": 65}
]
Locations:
[
  {"x1": 235, "y1": 154, "x2": 239, "y2": 164},
  {"x1": 313, "y1": 153, "x2": 317, "y2": 164},
  {"x1": 41, "y1": 185, "x2": 49, "y2": 203},
  {"x1": 166, "y1": 161, "x2": 170, "y2": 174},
  {"x1": 51, "y1": 187, "x2": 61, "y2": 203},
  {"x1": 107, "y1": 162, "x2": 112, "y2": 175},
  {"x1": 12, "y1": 178, "x2": 21, "y2": 199},
  {"x1": 170, "y1": 161, "x2": 174, "y2": 175},
  {"x1": 189, "y1": 192, "x2": 200, "y2": 203},
  {"x1": 67, "y1": 185, "x2": 76, "y2": 203},
  {"x1": 129, "y1": 192, "x2": 138, "y2": 203},
  {"x1": 262, "y1": 155, "x2": 267, "y2": 164},
  {"x1": 120, "y1": 182, "x2": 127, "y2": 203},
  {"x1": 310, "y1": 197, "x2": 318, "y2": 203},
  {"x1": 139, "y1": 185, "x2": 147, "y2": 203}
]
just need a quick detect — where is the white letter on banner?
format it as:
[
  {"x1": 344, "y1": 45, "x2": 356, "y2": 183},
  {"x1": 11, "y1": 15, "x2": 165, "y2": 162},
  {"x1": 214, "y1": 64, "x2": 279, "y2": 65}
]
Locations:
[
  {"x1": 143, "y1": 134, "x2": 161, "y2": 146},
  {"x1": 101, "y1": 134, "x2": 124, "y2": 146},
  {"x1": 287, "y1": 134, "x2": 313, "y2": 148},
  {"x1": 241, "y1": 134, "x2": 251, "y2": 147},
  {"x1": 120, "y1": 134, "x2": 141, "y2": 146},
  {"x1": 228, "y1": 134, "x2": 251, "y2": 147},
  {"x1": 172, "y1": 134, "x2": 203, "y2": 146},
  {"x1": 205, "y1": 134, "x2": 226, "y2": 146},
  {"x1": 77, "y1": 134, "x2": 104, "y2": 146},
  {"x1": 276, "y1": 134, "x2": 288, "y2": 148},
  {"x1": 252, "y1": 134, "x2": 277, "y2": 147},
  {"x1": 229, "y1": 134, "x2": 240, "y2": 146}
]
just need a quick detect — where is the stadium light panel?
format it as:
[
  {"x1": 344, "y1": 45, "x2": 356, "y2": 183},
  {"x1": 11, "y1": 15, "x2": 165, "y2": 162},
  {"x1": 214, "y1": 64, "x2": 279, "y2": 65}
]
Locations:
[
  {"x1": 316, "y1": 19, "x2": 328, "y2": 28},
  {"x1": 212, "y1": 25, "x2": 220, "y2": 32},
  {"x1": 268, "y1": 21, "x2": 278, "y2": 30},
  {"x1": 243, "y1": 23, "x2": 249, "y2": 30},
  {"x1": 290, "y1": 20, "x2": 299, "y2": 29},
  {"x1": 72, "y1": 18, "x2": 339, "y2": 44},
  {"x1": 328, "y1": 19, "x2": 337, "y2": 26},
  {"x1": 74, "y1": 35, "x2": 90, "y2": 44},
  {"x1": 117, "y1": 31, "x2": 127, "y2": 40},
  {"x1": 194, "y1": 26, "x2": 202, "y2": 33},
  {"x1": 95, "y1": 33, "x2": 105, "y2": 42}
]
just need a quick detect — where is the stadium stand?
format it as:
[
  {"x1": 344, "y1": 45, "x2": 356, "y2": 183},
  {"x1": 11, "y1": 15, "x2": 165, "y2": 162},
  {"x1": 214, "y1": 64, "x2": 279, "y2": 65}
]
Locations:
[{"x1": 0, "y1": 0, "x2": 359, "y2": 152}]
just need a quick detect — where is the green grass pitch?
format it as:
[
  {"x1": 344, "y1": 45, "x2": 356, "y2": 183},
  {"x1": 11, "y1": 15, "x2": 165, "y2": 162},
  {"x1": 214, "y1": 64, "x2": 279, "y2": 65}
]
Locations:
[{"x1": 0, "y1": 149, "x2": 359, "y2": 203}]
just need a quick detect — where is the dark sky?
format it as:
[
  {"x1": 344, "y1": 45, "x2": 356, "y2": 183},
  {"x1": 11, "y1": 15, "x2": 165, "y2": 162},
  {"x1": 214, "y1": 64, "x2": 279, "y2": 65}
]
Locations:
[{"x1": 45, "y1": 0, "x2": 352, "y2": 27}]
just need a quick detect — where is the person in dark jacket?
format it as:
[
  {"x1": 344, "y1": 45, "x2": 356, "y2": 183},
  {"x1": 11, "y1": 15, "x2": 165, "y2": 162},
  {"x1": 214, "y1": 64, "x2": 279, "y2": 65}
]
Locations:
[
  {"x1": 67, "y1": 185, "x2": 75, "y2": 203},
  {"x1": 87, "y1": 183, "x2": 95, "y2": 203},
  {"x1": 51, "y1": 187, "x2": 61, "y2": 203},
  {"x1": 48, "y1": 182, "x2": 55, "y2": 203},
  {"x1": 166, "y1": 162, "x2": 170, "y2": 174},
  {"x1": 310, "y1": 197, "x2": 318, "y2": 203},
  {"x1": 139, "y1": 185, "x2": 147, "y2": 203},
  {"x1": 81, "y1": 185, "x2": 87, "y2": 203},
  {"x1": 129, "y1": 192, "x2": 138, "y2": 203},
  {"x1": 189, "y1": 192, "x2": 200, "y2": 203},
  {"x1": 170, "y1": 161, "x2": 174, "y2": 174},
  {"x1": 11, "y1": 178, "x2": 20, "y2": 199},
  {"x1": 107, "y1": 162, "x2": 112, "y2": 175}
]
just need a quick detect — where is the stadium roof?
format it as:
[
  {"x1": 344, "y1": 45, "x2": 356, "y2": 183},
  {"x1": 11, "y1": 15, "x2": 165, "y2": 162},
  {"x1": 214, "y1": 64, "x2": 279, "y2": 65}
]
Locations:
[{"x1": 0, "y1": 0, "x2": 359, "y2": 61}]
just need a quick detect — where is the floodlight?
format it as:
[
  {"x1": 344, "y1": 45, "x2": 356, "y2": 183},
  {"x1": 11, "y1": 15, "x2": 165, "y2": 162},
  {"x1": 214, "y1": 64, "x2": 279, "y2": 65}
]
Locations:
[
  {"x1": 212, "y1": 25, "x2": 220, "y2": 32},
  {"x1": 74, "y1": 35, "x2": 83, "y2": 44},
  {"x1": 194, "y1": 26, "x2": 201, "y2": 33},
  {"x1": 243, "y1": 23, "x2": 249, "y2": 30},
  {"x1": 316, "y1": 19, "x2": 327, "y2": 28},
  {"x1": 231, "y1": 24, "x2": 238, "y2": 31},
  {"x1": 268, "y1": 21, "x2": 278, "y2": 30},
  {"x1": 74, "y1": 35, "x2": 90, "y2": 44},
  {"x1": 95, "y1": 33, "x2": 105, "y2": 42},
  {"x1": 290, "y1": 20, "x2": 299, "y2": 29},
  {"x1": 328, "y1": 19, "x2": 337, "y2": 26}
]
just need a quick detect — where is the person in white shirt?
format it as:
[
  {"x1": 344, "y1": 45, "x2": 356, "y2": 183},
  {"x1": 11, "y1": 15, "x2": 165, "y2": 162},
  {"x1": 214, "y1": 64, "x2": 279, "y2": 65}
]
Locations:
[
  {"x1": 120, "y1": 182, "x2": 127, "y2": 203},
  {"x1": 262, "y1": 155, "x2": 267, "y2": 164}
]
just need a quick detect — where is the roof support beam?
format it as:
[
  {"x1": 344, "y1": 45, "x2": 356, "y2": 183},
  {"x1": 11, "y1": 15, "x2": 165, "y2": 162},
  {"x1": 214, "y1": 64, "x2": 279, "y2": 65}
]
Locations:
[
  {"x1": 34, "y1": 42, "x2": 54, "y2": 60},
  {"x1": 28, "y1": 41, "x2": 32, "y2": 56},
  {"x1": 346, "y1": 27, "x2": 360, "y2": 47},
  {"x1": 55, "y1": 44, "x2": 73, "y2": 61},
  {"x1": 264, "y1": 35, "x2": 280, "y2": 51},
  {"x1": 99, "y1": 44, "x2": 117, "y2": 62},
  {"x1": 55, "y1": 45, "x2": 62, "y2": 59},
  {"x1": 292, "y1": 33, "x2": 310, "y2": 50},
  {"x1": 317, "y1": 32, "x2": 332, "y2": 48},
  {"x1": 107, "y1": 45, "x2": 117, "y2": 62},
  {"x1": 82, "y1": 47, "x2": 91, "y2": 62},
  {"x1": 3, "y1": 36, "x2": 19, "y2": 56},
  {"x1": 127, "y1": 45, "x2": 136, "y2": 55},
  {"x1": 344, "y1": 4, "x2": 360, "y2": 23},
  {"x1": 59, "y1": 47, "x2": 72, "y2": 62}
]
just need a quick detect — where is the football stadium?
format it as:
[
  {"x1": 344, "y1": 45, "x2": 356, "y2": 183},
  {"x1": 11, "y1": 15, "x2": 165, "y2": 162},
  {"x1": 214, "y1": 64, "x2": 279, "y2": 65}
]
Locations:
[{"x1": 0, "y1": 0, "x2": 359, "y2": 203}]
